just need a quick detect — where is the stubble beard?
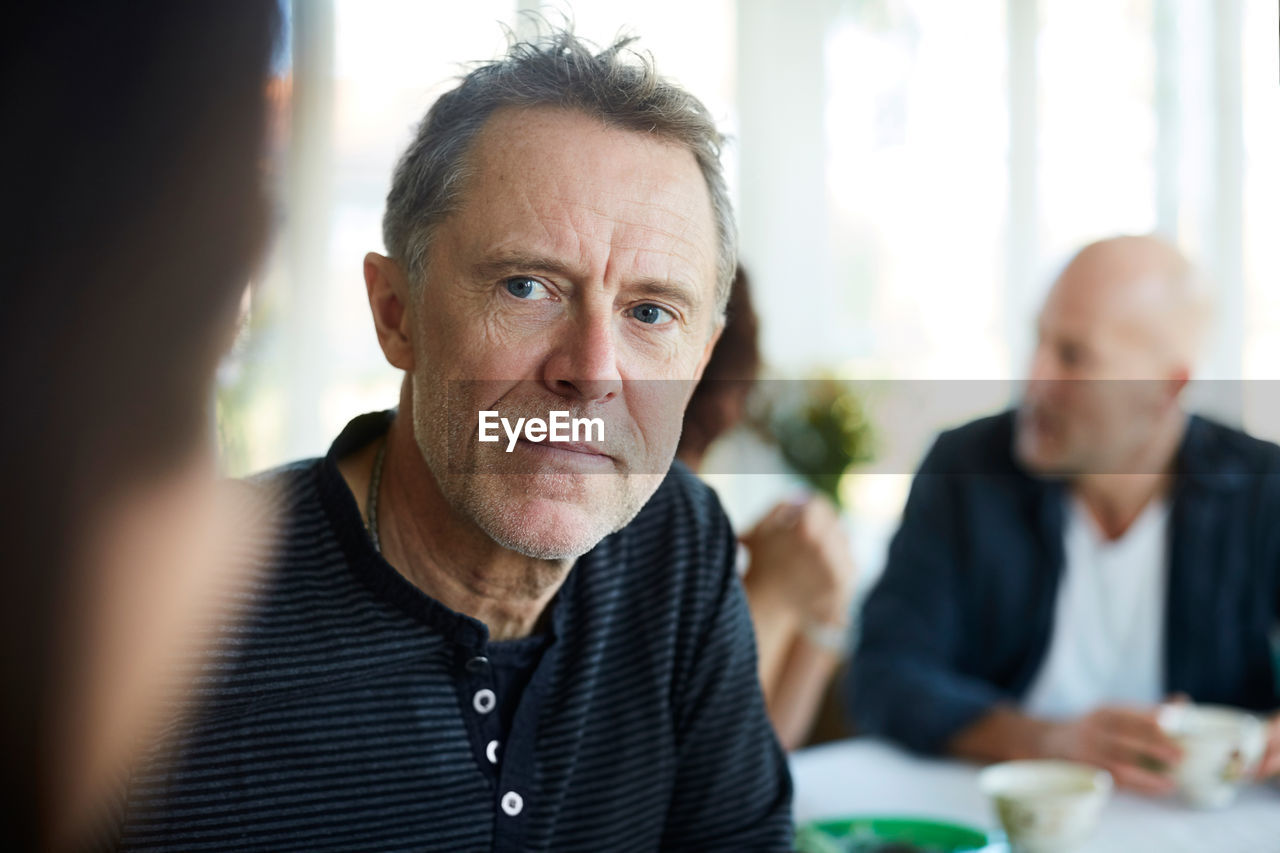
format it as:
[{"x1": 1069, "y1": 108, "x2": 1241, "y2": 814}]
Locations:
[{"x1": 407, "y1": 370, "x2": 663, "y2": 561}]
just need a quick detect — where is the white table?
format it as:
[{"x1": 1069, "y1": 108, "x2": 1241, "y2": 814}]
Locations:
[{"x1": 790, "y1": 738, "x2": 1280, "y2": 852}]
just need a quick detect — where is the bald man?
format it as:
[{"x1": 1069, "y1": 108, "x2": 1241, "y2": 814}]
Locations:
[{"x1": 847, "y1": 236, "x2": 1280, "y2": 792}]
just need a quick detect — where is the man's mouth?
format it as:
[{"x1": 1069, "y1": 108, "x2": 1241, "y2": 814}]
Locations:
[
  {"x1": 514, "y1": 438, "x2": 615, "y2": 466},
  {"x1": 1020, "y1": 404, "x2": 1062, "y2": 437}
]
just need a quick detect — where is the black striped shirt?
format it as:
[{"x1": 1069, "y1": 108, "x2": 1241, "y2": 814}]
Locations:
[{"x1": 116, "y1": 412, "x2": 792, "y2": 851}]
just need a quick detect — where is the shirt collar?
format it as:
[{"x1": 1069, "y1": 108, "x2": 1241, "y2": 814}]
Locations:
[
  {"x1": 316, "y1": 410, "x2": 581, "y2": 652},
  {"x1": 1174, "y1": 414, "x2": 1253, "y2": 492}
]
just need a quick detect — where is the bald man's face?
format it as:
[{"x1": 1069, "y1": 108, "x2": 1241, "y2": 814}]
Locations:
[{"x1": 1015, "y1": 245, "x2": 1190, "y2": 476}]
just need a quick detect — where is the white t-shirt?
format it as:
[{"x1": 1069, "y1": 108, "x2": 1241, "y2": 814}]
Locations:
[{"x1": 1022, "y1": 494, "x2": 1170, "y2": 719}]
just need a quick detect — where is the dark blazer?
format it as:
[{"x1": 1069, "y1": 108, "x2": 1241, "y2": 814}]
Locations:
[{"x1": 846, "y1": 410, "x2": 1280, "y2": 755}]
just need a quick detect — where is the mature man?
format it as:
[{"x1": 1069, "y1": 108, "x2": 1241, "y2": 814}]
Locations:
[
  {"x1": 116, "y1": 32, "x2": 791, "y2": 850},
  {"x1": 848, "y1": 236, "x2": 1280, "y2": 792}
]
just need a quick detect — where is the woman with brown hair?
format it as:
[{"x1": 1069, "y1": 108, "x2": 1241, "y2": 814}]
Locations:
[{"x1": 678, "y1": 267, "x2": 859, "y2": 750}]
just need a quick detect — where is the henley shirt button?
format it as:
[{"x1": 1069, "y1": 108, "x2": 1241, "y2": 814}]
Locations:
[
  {"x1": 473, "y1": 688, "x2": 496, "y2": 714},
  {"x1": 486, "y1": 739, "x2": 500, "y2": 764},
  {"x1": 500, "y1": 790, "x2": 524, "y2": 817},
  {"x1": 465, "y1": 655, "x2": 489, "y2": 674}
]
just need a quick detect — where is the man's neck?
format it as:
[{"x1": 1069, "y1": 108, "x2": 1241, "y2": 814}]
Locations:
[
  {"x1": 338, "y1": 412, "x2": 571, "y2": 641},
  {"x1": 1071, "y1": 413, "x2": 1185, "y2": 540},
  {"x1": 1073, "y1": 473, "x2": 1168, "y2": 540}
]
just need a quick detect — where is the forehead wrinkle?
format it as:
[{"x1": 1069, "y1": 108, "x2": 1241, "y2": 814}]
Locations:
[
  {"x1": 476, "y1": 207, "x2": 706, "y2": 277},
  {"x1": 471, "y1": 190, "x2": 594, "y2": 275},
  {"x1": 599, "y1": 248, "x2": 709, "y2": 323},
  {"x1": 537, "y1": 199, "x2": 704, "y2": 259},
  {"x1": 528, "y1": 201, "x2": 709, "y2": 291},
  {"x1": 544, "y1": 190, "x2": 710, "y2": 250},
  {"x1": 467, "y1": 161, "x2": 714, "y2": 305},
  {"x1": 601, "y1": 185, "x2": 716, "y2": 283},
  {"x1": 556, "y1": 223, "x2": 707, "y2": 300},
  {"x1": 551, "y1": 188, "x2": 705, "y2": 227},
  {"x1": 559, "y1": 200, "x2": 714, "y2": 286},
  {"x1": 478, "y1": 232, "x2": 616, "y2": 308},
  {"x1": 607, "y1": 239, "x2": 704, "y2": 289},
  {"x1": 482, "y1": 222, "x2": 707, "y2": 315}
]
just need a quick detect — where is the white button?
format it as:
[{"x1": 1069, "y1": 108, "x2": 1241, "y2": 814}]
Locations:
[
  {"x1": 473, "y1": 688, "x2": 496, "y2": 714},
  {"x1": 500, "y1": 790, "x2": 524, "y2": 817},
  {"x1": 486, "y1": 739, "x2": 500, "y2": 764}
]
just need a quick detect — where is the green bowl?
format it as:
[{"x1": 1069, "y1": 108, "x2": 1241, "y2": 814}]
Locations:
[{"x1": 794, "y1": 815, "x2": 1006, "y2": 853}]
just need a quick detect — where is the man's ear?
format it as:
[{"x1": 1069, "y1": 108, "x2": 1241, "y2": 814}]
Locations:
[{"x1": 364, "y1": 252, "x2": 414, "y2": 371}]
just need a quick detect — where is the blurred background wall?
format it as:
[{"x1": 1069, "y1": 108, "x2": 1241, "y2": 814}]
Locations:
[{"x1": 222, "y1": 0, "x2": 1279, "y2": 586}]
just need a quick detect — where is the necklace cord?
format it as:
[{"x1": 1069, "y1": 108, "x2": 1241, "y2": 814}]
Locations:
[{"x1": 366, "y1": 439, "x2": 388, "y2": 553}]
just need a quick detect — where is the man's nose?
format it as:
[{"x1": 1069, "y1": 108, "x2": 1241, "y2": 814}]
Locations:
[
  {"x1": 1027, "y1": 342, "x2": 1058, "y2": 383},
  {"x1": 541, "y1": 311, "x2": 622, "y2": 404},
  {"x1": 1027, "y1": 343, "x2": 1081, "y2": 414}
]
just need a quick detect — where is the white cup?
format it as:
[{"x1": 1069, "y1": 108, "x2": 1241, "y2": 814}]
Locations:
[
  {"x1": 978, "y1": 760, "x2": 1112, "y2": 853},
  {"x1": 1158, "y1": 703, "x2": 1266, "y2": 809}
]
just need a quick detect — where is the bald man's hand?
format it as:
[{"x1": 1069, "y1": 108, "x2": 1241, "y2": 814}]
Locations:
[
  {"x1": 1258, "y1": 712, "x2": 1280, "y2": 780},
  {"x1": 1042, "y1": 707, "x2": 1183, "y2": 795}
]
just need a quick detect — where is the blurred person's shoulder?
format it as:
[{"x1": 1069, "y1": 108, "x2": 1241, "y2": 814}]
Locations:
[
  {"x1": 1184, "y1": 414, "x2": 1280, "y2": 479},
  {"x1": 224, "y1": 455, "x2": 331, "y2": 590},
  {"x1": 236, "y1": 452, "x2": 355, "y2": 591},
  {"x1": 923, "y1": 410, "x2": 1020, "y2": 476},
  {"x1": 239, "y1": 411, "x2": 392, "y2": 515},
  {"x1": 242, "y1": 456, "x2": 324, "y2": 511}
]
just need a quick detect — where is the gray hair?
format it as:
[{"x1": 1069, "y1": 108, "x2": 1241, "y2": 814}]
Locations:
[{"x1": 382, "y1": 28, "x2": 736, "y2": 315}]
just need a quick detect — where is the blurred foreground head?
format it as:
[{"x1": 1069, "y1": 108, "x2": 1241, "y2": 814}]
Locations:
[
  {"x1": 0, "y1": 2, "x2": 279, "y2": 847},
  {"x1": 1016, "y1": 235, "x2": 1211, "y2": 477}
]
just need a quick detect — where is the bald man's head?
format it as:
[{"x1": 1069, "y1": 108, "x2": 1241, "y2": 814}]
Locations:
[
  {"x1": 1016, "y1": 235, "x2": 1212, "y2": 476},
  {"x1": 1050, "y1": 235, "x2": 1210, "y2": 373}
]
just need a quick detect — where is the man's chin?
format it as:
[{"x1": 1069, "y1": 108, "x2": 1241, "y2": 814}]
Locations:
[
  {"x1": 482, "y1": 498, "x2": 620, "y2": 560},
  {"x1": 450, "y1": 468, "x2": 665, "y2": 561}
]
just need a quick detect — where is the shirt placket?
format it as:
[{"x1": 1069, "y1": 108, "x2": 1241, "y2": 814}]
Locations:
[{"x1": 456, "y1": 646, "x2": 531, "y2": 850}]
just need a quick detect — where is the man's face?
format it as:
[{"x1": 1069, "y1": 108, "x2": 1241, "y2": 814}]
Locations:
[
  {"x1": 1015, "y1": 258, "x2": 1180, "y2": 476},
  {"x1": 405, "y1": 106, "x2": 721, "y2": 559}
]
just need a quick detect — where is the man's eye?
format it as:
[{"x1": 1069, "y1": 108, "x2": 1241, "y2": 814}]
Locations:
[
  {"x1": 504, "y1": 276, "x2": 549, "y2": 300},
  {"x1": 630, "y1": 303, "x2": 674, "y2": 325}
]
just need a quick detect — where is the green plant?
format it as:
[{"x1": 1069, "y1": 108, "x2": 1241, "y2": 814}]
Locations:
[{"x1": 748, "y1": 376, "x2": 875, "y2": 509}]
